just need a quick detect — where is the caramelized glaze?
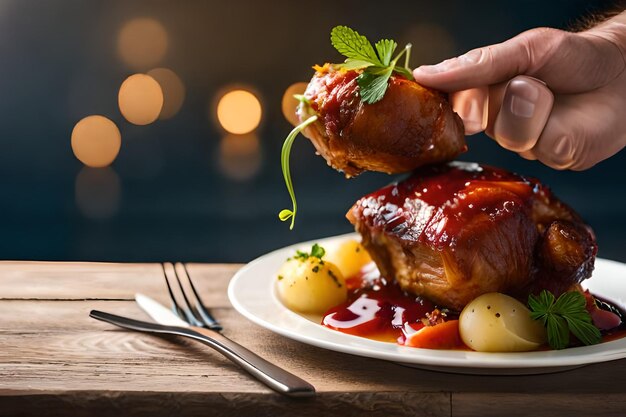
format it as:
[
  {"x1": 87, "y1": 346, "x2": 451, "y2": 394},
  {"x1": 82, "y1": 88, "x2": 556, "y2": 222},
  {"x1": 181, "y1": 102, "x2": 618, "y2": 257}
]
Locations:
[
  {"x1": 355, "y1": 162, "x2": 544, "y2": 249},
  {"x1": 300, "y1": 66, "x2": 466, "y2": 176},
  {"x1": 307, "y1": 68, "x2": 359, "y2": 139},
  {"x1": 349, "y1": 162, "x2": 597, "y2": 310}
]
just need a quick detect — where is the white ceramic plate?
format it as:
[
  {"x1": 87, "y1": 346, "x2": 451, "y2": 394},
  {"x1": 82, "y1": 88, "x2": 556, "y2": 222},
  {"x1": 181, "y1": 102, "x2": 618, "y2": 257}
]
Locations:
[{"x1": 228, "y1": 233, "x2": 626, "y2": 375}]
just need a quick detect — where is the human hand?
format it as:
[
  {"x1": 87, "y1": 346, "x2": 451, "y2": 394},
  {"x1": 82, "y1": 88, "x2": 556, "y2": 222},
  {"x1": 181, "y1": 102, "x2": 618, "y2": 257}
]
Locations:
[{"x1": 413, "y1": 12, "x2": 626, "y2": 170}]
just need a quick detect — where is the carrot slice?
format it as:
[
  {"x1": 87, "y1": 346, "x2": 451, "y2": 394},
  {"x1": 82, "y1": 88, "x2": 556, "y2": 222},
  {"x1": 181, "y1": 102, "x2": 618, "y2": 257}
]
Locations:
[{"x1": 404, "y1": 320, "x2": 463, "y2": 349}]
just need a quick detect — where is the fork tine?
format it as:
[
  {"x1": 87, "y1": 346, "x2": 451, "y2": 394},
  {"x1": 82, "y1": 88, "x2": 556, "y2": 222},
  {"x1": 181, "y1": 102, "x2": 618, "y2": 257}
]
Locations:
[
  {"x1": 174, "y1": 262, "x2": 223, "y2": 331},
  {"x1": 162, "y1": 262, "x2": 202, "y2": 326},
  {"x1": 162, "y1": 263, "x2": 185, "y2": 318}
]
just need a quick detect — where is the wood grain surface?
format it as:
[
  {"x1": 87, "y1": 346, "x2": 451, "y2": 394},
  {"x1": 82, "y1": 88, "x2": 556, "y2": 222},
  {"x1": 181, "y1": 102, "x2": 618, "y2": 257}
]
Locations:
[{"x1": 1, "y1": 261, "x2": 625, "y2": 417}]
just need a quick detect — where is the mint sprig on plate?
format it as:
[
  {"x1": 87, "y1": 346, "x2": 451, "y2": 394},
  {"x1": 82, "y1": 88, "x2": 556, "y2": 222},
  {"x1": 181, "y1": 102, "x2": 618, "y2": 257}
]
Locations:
[{"x1": 528, "y1": 290, "x2": 601, "y2": 350}]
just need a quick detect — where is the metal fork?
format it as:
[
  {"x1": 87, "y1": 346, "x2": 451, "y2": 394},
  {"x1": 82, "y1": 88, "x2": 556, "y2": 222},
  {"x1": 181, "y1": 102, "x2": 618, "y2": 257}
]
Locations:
[
  {"x1": 162, "y1": 262, "x2": 223, "y2": 331},
  {"x1": 159, "y1": 262, "x2": 314, "y2": 396}
]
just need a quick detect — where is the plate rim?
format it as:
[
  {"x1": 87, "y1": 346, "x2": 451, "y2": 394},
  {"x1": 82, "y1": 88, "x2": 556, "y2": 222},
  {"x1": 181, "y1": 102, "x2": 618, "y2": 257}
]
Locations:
[{"x1": 227, "y1": 233, "x2": 626, "y2": 370}]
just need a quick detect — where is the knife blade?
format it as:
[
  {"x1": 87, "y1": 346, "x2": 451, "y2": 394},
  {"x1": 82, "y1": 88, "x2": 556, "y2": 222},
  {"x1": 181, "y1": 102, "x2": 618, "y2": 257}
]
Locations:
[{"x1": 135, "y1": 293, "x2": 190, "y2": 327}]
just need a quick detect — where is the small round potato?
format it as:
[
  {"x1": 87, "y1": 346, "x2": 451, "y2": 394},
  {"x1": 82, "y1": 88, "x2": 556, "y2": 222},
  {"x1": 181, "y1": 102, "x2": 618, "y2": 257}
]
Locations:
[
  {"x1": 459, "y1": 292, "x2": 547, "y2": 352},
  {"x1": 323, "y1": 239, "x2": 372, "y2": 279},
  {"x1": 276, "y1": 257, "x2": 347, "y2": 314}
]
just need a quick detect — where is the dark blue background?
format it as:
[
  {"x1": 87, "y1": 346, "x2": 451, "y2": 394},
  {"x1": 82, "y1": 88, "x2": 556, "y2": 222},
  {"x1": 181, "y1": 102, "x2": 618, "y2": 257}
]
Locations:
[{"x1": 0, "y1": 0, "x2": 623, "y2": 263}]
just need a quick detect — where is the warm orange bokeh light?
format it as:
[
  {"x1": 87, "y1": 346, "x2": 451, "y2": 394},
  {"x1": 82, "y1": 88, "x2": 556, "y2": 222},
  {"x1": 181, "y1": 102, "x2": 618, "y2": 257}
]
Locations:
[
  {"x1": 117, "y1": 18, "x2": 168, "y2": 70},
  {"x1": 216, "y1": 89, "x2": 262, "y2": 134},
  {"x1": 281, "y1": 82, "x2": 308, "y2": 126},
  {"x1": 118, "y1": 74, "x2": 164, "y2": 125},
  {"x1": 218, "y1": 134, "x2": 262, "y2": 181},
  {"x1": 147, "y1": 68, "x2": 185, "y2": 119},
  {"x1": 71, "y1": 115, "x2": 122, "y2": 167},
  {"x1": 75, "y1": 167, "x2": 121, "y2": 220}
]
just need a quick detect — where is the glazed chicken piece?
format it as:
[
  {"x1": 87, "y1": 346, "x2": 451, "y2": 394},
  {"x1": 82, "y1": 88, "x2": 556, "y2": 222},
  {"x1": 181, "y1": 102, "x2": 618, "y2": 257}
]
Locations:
[
  {"x1": 347, "y1": 162, "x2": 597, "y2": 311},
  {"x1": 298, "y1": 65, "x2": 466, "y2": 177}
]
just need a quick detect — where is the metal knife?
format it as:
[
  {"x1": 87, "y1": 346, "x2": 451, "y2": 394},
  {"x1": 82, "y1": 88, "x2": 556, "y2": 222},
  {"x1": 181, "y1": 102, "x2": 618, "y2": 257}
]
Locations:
[{"x1": 135, "y1": 293, "x2": 189, "y2": 327}]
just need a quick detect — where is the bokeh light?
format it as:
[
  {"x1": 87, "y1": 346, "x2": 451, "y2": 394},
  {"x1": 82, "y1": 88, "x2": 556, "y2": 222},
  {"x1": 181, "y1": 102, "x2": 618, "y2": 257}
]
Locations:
[
  {"x1": 216, "y1": 89, "x2": 262, "y2": 134},
  {"x1": 217, "y1": 134, "x2": 262, "y2": 181},
  {"x1": 281, "y1": 82, "x2": 308, "y2": 126},
  {"x1": 118, "y1": 74, "x2": 164, "y2": 125},
  {"x1": 75, "y1": 167, "x2": 121, "y2": 220},
  {"x1": 117, "y1": 18, "x2": 168, "y2": 70},
  {"x1": 147, "y1": 68, "x2": 185, "y2": 119},
  {"x1": 71, "y1": 115, "x2": 122, "y2": 167},
  {"x1": 401, "y1": 23, "x2": 457, "y2": 66}
]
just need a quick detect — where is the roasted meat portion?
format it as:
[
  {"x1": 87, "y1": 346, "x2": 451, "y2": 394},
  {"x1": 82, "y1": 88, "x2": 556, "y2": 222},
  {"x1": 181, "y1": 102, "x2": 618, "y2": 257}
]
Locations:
[
  {"x1": 347, "y1": 162, "x2": 597, "y2": 311},
  {"x1": 298, "y1": 65, "x2": 466, "y2": 177}
]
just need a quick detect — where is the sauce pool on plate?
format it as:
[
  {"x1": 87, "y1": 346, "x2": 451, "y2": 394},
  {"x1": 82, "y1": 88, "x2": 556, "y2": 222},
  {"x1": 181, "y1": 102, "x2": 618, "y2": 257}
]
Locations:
[
  {"x1": 322, "y1": 263, "x2": 460, "y2": 346},
  {"x1": 321, "y1": 263, "x2": 626, "y2": 349}
]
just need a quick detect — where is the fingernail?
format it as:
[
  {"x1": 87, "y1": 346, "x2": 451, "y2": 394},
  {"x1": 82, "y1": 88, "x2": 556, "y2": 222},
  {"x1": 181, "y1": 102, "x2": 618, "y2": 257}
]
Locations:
[
  {"x1": 554, "y1": 136, "x2": 573, "y2": 156},
  {"x1": 415, "y1": 64, "x2": 445, "y2": 74},
  {"x1": 415, "y1": 49, "x2": 482, "y2": 75},
  {"x1": 509, "y1": 95, "x2": 535, "y2": 118},
  {"x1": 551, "y1": 136, "x2": 575, "y2": 166},
  {"x1": 463, "y1": 99, "x2": 487, "y2": 134},
  {"x1": 493, "y1": 76, "x2": 554, "y2": 152},
  {"x1": 415, "y1": 58, "x2": 457, "y2": 74}
]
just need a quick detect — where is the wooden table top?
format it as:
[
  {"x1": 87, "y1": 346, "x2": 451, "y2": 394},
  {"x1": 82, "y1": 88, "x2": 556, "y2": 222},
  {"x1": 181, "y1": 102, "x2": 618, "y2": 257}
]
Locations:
[{"x1": 1, "y1": 261, "x2": 626, "y2": 417}]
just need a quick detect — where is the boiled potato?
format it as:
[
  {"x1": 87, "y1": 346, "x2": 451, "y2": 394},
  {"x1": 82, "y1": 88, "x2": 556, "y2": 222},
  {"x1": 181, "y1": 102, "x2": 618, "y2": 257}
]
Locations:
[
  {"x1": 323, "y1": 239, "x2": 372, "y2": 278},
  {"x1": 459, "y1": 292, "x2": 547, "y2": 352},
  {"x1": 276, "y1": 257, "x2": 347, "y2": 314}
]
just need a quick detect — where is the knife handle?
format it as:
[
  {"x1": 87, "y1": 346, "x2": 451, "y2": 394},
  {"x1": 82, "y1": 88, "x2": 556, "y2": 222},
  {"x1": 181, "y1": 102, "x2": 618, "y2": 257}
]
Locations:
[{"x1": 90, "y1": 310, "x2": 315, "y2": 398}]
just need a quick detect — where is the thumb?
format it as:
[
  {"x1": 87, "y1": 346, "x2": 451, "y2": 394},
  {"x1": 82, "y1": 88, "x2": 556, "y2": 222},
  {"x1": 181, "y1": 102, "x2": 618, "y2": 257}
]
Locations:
[
  {"x1": 526, "y1": 80, "x2": 626, "y2": 170},
  {"x1": 413, "y1": 28, "x2": 625, "y2": 94}
]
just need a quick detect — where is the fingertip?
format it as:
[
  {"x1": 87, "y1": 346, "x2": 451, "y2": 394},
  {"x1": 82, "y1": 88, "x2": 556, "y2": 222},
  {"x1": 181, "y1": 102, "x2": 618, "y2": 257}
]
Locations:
[
  {"x1": 412, "y1": 66, "x2": 444, "y2": 86},
  {"x1": 413, "y1": 65, "x2": 444, "y2": 77},
  {"x1": 412, "y1": 65, "x2": 463, "y2": 92},
  {"x1": 518, "y1": 150, "x2": 538, "y2": 161},
  {"x1": 416, "y1": 49, "x2": 482, "y2": 72},
  {"x1": 450, "y1": 87, "x2": 489, "y2": 135},
  {"x1": 413, "y1": 49, "x2": 485, "y2": 91}
]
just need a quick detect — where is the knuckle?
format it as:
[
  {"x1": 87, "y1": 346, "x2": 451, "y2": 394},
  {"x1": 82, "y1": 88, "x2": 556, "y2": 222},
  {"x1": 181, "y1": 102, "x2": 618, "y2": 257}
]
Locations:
[
  {"x1": 473, "y1": 45, "x2": 498, "y2": 80},
  {"x1": 525, "y1": 27, "x2": 568, "y2": 44},
  {"x1": 579, "y1": 31, "x2": 626, "y2": 87},
  {"x1": 521, "y1": 28, "x2": 571, "y2": 73},
  {"x1": 479, "y1": 45, "x2": 496, "y2": 67}
]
